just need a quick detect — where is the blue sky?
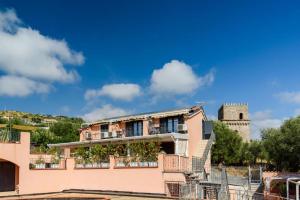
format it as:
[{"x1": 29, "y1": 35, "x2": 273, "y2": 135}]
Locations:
[{"x1": 0, "y1": 0, "x2": 300, "y2": 138}]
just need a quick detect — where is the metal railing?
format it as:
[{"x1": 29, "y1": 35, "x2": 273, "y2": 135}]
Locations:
[
  {"x1": 0, "y1": 131, "x2": 20, "y2": 143},
  {"x1": 163, "y1": 154, "x2": 189, "y2": 172}
]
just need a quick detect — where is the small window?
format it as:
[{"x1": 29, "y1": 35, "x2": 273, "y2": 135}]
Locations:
[{"x1": 239, "y1": 113, "x2": 243, "y2": 120}]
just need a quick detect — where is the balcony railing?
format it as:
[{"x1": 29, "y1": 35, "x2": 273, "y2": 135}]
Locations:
[
  {"x1": 114, "y1": 156, "x2": 158, "y2": 168},
  {"x1": 163, "y1": 154, "x2": 189, "y2": 172}
]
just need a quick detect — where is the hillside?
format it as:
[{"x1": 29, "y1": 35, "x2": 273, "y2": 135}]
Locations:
[{"x1": 0, "y1": 110, "x2": 84, "y2": 131}]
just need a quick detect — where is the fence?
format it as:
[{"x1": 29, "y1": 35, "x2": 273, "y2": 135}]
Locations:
[{"x1": 0, "y1": 131, "x2": 20, "y2": 143}]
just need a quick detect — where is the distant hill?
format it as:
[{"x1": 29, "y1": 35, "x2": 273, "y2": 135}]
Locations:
[{"x1": 0, "y1": 110, "x2": 84, "y2": 132}]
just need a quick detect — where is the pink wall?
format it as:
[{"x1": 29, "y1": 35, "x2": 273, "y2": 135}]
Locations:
[
  {"x1": 20, "y1": 157, "x2": 166, "y2": 195},
  {"x1": 0, "y1": 134, "x2": 184, "y2": 196},
  {"x1": 185, "y1": 111, "x2": 211, "y2": 172}
]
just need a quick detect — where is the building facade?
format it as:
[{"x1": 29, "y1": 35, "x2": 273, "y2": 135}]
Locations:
[
  {"x1": 218, "y1": 103, "x2": 250, "y2": 141},
  {"x1": 0, "y1": 105, "x2": 213, "y2": 198}
]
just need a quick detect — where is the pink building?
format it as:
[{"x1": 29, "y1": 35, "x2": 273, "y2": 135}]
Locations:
[{"x1": 0, "y1": 106, "x2": 213, "y2": 198}]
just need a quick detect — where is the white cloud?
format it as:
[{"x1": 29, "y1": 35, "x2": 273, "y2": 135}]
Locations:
[
  {"x1": 251, "y1": 110, "x2": 283, "y2": 139},
  {"x1": 276, "y1": 91, "x2": 300, "y2": 104},
  {"x1": 82, "y1": 104, "x2": 128, "y2": 122},
  {"x1": 150, "y1": 60, "x2": 214, "y2": 95},
  {"x1": 0, "y1": 9, "x2": 84, "y2": 97},
  {"x1": 0, "y1": 75, "x2": 50, "y2": 97},
  {"x1": 85, "y1": 83, "x2": 141, "y2": 101}
]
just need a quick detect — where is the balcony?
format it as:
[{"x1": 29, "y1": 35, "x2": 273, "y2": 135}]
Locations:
[{"x1": 149, "y1": 124, "x2": 188, "y2": 135}]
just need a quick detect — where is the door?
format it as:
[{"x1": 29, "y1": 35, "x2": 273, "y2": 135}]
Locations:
[{"x1": 0, "y1": 161, "x2": 16, "y2": 192}]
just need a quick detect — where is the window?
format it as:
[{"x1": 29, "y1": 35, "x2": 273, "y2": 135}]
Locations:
[
  {"x1": 239, "y1": 113, "x2": 243, "y2": 120},
  {"x1": 126, "y1": 121, "x2": 143, "y2": 136},
  {"x1": 160, "y1": 116, "x2": 183, "y2": 133},
  {"x1": 100, "y1": 124, "x2": 109, "y2": 133}
]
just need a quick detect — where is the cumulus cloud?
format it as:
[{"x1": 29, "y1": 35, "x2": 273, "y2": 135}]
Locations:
[
  {"x1": 82, "y1": 104, "x2": 128, "y2": 122},
  {"x1": 251, "y1": 110, "x2": 283, "y2": 139},
  {"x1": 85, "y1": 83, "x2": 141, "y2": 101},
  {"x1": 0, "y1": 75, "x2": 50, "y2": 97},
  {"x1": 150, "y1": 60, "x2": 215, "y2": 96},
  {"x1": 0, "y1": 9, "x2": 84, "y2": 97},
  {"x1": 275, "y1": 91, "x2": 300, "y2": 104}
]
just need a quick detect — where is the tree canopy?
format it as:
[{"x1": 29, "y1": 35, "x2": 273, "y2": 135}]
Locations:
[{"x1": 261, "y1": 116, "x2": 300, "y2": 172}]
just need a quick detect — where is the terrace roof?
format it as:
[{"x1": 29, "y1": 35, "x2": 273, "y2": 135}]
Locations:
[
  {"x1": 48, "y1": 133, "x2": 188, "y2": 148},
  {"x1": 82, "y1": 105, "x2": 205, "y2": 126}
]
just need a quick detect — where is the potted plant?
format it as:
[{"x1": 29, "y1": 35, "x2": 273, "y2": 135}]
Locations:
[
  {"x1": 35, "y1": 157, "x2": 46, "y2": 169},
  {"x1": 50, "y1": 155, "x2": 60, "y2": 169},
  {"x1": 74, "y1": 146, "x2": 91, "y2": 168},
  {"x1": 146, "y1": 140, "x2": 160, "y2": 167},
  {"x1": 129, "y1": 156, "x2": 138, "y2": 167}
]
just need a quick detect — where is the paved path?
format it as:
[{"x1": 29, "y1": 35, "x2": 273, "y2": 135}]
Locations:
[{"x1": 0, "y1": 192, "x2": 168, "y2": 200}]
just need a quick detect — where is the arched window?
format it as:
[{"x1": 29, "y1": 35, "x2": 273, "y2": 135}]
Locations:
[{"x1": 239, "y1": 113, "x2": 243, "y2": 120}]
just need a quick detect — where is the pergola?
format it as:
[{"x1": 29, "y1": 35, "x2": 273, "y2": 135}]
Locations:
[{"x1": 287, "y1": 177, "x2": 300, "y2": 200}]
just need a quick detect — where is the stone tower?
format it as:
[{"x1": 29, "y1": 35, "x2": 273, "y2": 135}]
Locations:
[{"x1": 218, "y1": 103, "x2": 250, "y2": 141}]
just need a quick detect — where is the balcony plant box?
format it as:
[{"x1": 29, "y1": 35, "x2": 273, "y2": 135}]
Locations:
[
  {"x1": 50, "y1": 164, "x2": 60, "y2": 169},
  {"x1": 92, "y1": 163, "x2": 101, "y2": 168},
  {"x1": 129, "y1": 162, "x2": 138, "y2": 167},
  {"x1": 101, "y1": 162, "x2": 109, "y2": 168},
  {"x1": 35, "y1": 157, "x2": 46, "y2": 169},
  {"x1": 139, "y1": 162, "x2": 149, "y2": 167},
  {"x1": 148, "y1": 162, "x2": 158, "y2": 167},
  {"x1": 116, "y1": 162, "x2": 125, "y2": 167},
  {"x1": 35, "y1": 163, "x2": 46, "y2": 169},
  {"x1": 85, "y1": 163, "x2": 93, "y2": 168},
  {"x1": 76, "y1": 163, "x2": 84, "y2": 168}
]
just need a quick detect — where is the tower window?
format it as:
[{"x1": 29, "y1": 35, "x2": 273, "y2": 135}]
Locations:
[{"x1": 239, "y1": 113, "x2": 243, "y2": 120}]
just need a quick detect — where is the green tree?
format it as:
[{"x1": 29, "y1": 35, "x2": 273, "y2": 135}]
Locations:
[
  {"x1": 261, "y1": 116, "x2": 300, "y2": 172},
  {"x1": 212, "y1": 121, "x2": 243, "y2": 165},
  {"x1": 31, "y1": 129, "x2": 56, "y2": 152},
  {"x1": 49, "y1": 121, "x2": 80, "y2": 143},
  {"x1": 248, "y1": 140, "x2": 264, "y2": 165}
]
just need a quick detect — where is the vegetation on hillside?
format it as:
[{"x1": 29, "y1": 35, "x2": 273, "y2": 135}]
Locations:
[{"x1": 0, "y1": 110, "x2": 84, "y2": 153}]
